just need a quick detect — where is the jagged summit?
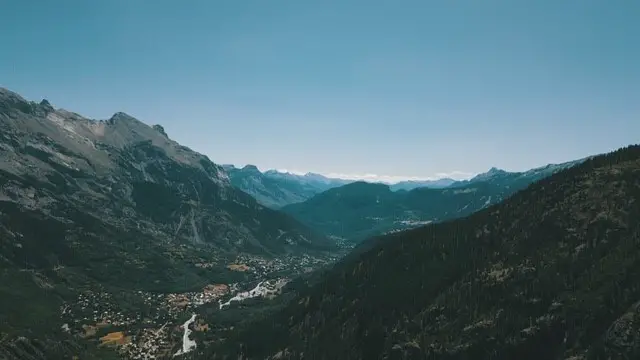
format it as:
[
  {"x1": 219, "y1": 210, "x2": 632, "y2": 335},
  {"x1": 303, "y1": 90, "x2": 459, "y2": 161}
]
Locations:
[
  {"x1": 106, "y1": 111, "x2": 139, "y2": 125},
  {"x1": 0, "y1": 86, "x2": 328, "y2": 254},
  {"x1": 152, "y1": 124, "x2": 168, "y2": 137},
  {"x1": 0, "y1": 86, "x2": 335, "y2": 359},
  {"x1": 472, "y1": 166, "x2": 507, "y2": 180},
  {"x1": 38, "y1": 99, "x2": 54, "y2": 115}
]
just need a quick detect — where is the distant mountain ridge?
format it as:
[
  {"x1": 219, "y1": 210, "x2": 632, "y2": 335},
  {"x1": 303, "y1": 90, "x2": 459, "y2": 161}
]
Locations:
[
  {"x1": 389, "y1": 177, "x2": 457, "y2": 191},
  {"x1": 282, "y1": 160, "x2": 585, "y2": 242},
  {"x1": 224, "y1": 167, "x2": 465, "y2": 209},
  {"x1": 207, "y1": 144, "x2": 640, "y2": 360},
  {"x1": 225, "y1": 160, "x2": 586, "y2": 210},
  {"x1": 452, "y1": 160, "x2": 586, "y2": 187},
  {"x1": 223, "y1": 165, "x2": 352, "y2": 209}
]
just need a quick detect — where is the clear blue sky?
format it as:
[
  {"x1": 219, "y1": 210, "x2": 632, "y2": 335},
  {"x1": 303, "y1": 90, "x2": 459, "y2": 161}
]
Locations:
[{"x1": 1, "y1": 0, "x2": 638, "y2": 181}]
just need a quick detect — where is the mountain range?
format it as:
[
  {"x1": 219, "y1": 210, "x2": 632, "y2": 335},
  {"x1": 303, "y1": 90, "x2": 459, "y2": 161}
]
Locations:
[
  {"x1": 281, "y1": 160, "x2": 583, "y2": 242},
  {"x1": 0, "y1": 88, "x2": 333, "y2": 358},
  {"x1": 1, "y1": 85, "x2": 638, "y2": 360},
  {"x1": 389, "y1": 178, "x2": 458, "y2": 191},
  {"x1": 206, "y1": 144, "x2": 640, "y2": 360},
  {"x1": 222, "y1": 164, "x2": 351, "y2": 209},
  {"x1": 224, "y1": 166, "x2": 482, "y2": 209}
]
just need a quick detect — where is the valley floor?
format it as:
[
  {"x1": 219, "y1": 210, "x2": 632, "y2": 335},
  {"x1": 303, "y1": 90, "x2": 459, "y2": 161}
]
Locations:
[{"x1": 56, "y1": 252, "x2": 339, "y2": 360}]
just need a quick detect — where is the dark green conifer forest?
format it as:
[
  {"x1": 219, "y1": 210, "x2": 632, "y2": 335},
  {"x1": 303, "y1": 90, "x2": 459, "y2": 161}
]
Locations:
[{"x1": 203, "y1": 145, "x2": 640, "y2": 360}]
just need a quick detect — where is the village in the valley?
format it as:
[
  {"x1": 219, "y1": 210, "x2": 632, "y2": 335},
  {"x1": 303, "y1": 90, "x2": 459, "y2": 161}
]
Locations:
[{"x1": 58, "y1": 252, "x2": 338, "y2": 359}]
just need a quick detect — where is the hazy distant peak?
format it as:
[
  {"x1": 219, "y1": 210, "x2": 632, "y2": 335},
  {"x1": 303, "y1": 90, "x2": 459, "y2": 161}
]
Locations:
[
  {"x1": 471, "y1": 166, "x2": 508, "y2": 181},
  {"x1": 242, "y1": 164, "x2": 260, "y2": 172},
  {"x1": 389, "y1": 177, "x2": 458, "y2": 191},
  {"x1": 303, "y1": 172, "x2": 329, "y2": 180},
  {"x1": 341, "y1": 180, "x2": 391, "y2": 191}
]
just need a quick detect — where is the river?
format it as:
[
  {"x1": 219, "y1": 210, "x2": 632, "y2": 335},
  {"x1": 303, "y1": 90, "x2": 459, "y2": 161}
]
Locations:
[{"x1": 174, "y1": 313, "x2": 197, "y2": 357}]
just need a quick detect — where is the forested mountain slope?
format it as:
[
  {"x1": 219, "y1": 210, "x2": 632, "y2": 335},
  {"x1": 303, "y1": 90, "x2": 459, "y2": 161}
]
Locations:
[
  {"x1": 206, "y1": 144, "x2": 640, "y2": 360},
  {"x1": 283, "y1": 160, "x2": 583, "y2": 243},
  {"x1": 282, "y1": 177, "x2": 541, "y2": 242}
]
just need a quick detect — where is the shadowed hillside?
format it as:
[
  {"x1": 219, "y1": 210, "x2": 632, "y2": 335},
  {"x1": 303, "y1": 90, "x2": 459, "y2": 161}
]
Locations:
[
  {"x1": 282, "y1": 161, "x2": 580, "y2": 242},
  {"x1": 205, "y1": 144, "x2": 640, "y2": 360}
]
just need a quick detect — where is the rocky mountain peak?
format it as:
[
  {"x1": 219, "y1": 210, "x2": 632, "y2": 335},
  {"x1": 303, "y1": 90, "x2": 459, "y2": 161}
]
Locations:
[
  {"x1": 152, "y1": 124, "x2": 168, "y2": 137},
  {"x1": 107, "y1": 111, "x2": 138, "y2": 125},
  {"x1": 37, "y1": 99, "x2": 54, "y2": 115},
  {"x1": 39, "y1": 98, "x2": 52, "y2": 108},
  {"x1": 470, "y1": 166, "x2": 508, "y2": 182}
]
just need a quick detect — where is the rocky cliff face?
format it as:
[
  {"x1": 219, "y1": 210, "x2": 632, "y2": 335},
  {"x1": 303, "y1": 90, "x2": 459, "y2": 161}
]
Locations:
[
  {"x1": 0, "y1": 88, "x2": 331, "y2": 256},
  {"x1": 0, "y1": 87, "x2": 333, "y2": 358}
]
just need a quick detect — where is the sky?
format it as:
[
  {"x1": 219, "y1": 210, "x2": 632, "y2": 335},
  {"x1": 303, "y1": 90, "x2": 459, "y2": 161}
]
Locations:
[{"x1": 1, "y1": 0, "x2": 639, "y2": 181}]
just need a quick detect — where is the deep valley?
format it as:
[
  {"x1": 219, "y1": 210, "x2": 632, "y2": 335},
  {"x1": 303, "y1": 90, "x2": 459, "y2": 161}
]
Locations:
[{"x1": 1, "y1": 86, "x2": 638, "y2": 360}]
